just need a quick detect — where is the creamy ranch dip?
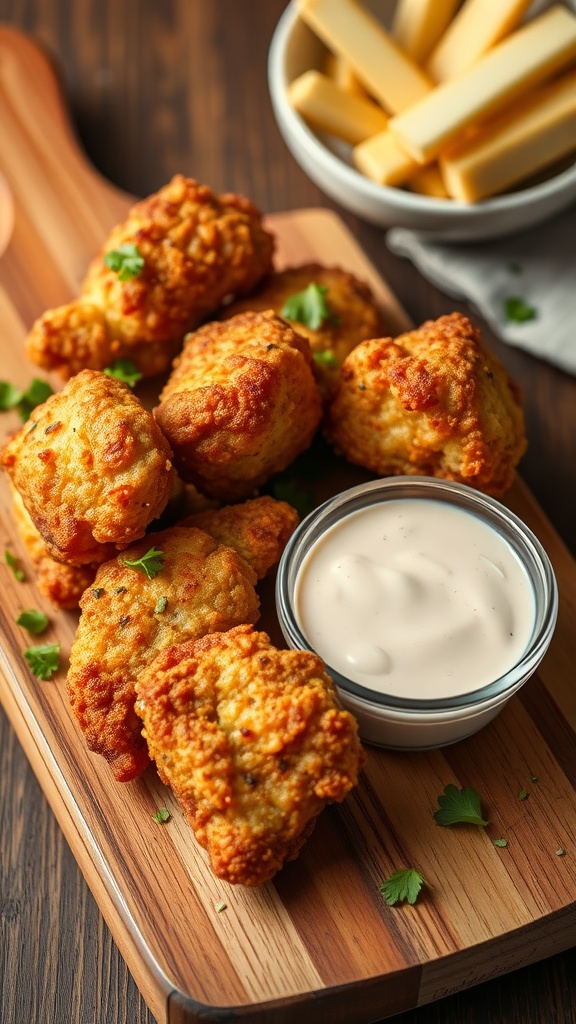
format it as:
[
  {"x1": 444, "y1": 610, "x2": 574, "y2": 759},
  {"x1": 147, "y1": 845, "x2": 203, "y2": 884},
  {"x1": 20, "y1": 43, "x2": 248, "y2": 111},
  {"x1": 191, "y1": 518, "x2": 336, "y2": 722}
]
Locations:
[{"x1": 294, "y1": 498, "x2": 536, "y2": 700}]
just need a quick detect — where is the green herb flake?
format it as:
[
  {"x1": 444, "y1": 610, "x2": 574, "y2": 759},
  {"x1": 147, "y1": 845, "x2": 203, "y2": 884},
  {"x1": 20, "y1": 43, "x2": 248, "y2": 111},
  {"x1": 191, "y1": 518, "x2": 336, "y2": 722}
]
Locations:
[
  {"x1": 16, "y1": 609, "x2": 49, "y2": 635},
  {"x1": 0, "y1": 378, "x2": 53, "y2": 421},
  {"x1": 5, "y1": 548, "x2": 25, "y2": 582},
  {"x1": 154, "y1": 596, "x2": 168, "y2": 614},
  {"x1": 379, "y1": 868, "x2": 427, "y2": 907},
  {"x1": 271, "y1": 479, "x2": 314, "y2": 519},
  {"x1": 493, "y1": 838, "x2": 508, "y2": 848},
  {"x1": 518, "y1": 788, "x2": 529, "y2": 801},
  {"x1": 103, "y1": 358, "x2": 143, "y2": 388},
  {"x1": 281, "y1": 282, "x2": 335, "y2": 331},
  {"x1": 103, "y1": 243, "x2": 145, "y2": 281},
  {"x1": 434, "y1": 784, "x2": 489, "y2": 827},
  {"x1": 122, "y1": 546, "x2": 165, "y2": 579},
  {"x1": 215, "y1": 900, "x2": 227, "y2": 913},
  {"x1": 503, "y1": 297, "x2": 537, "y2": 324},
  {"x1": 152, "y1": 807, "x2": 170, "y2": 823},
  {"x1": 313, "y1": 350, "x2": 340, "y2": 369},
  {"x1": 23, "y1": 642, "x2": 60, "y2": 680}
]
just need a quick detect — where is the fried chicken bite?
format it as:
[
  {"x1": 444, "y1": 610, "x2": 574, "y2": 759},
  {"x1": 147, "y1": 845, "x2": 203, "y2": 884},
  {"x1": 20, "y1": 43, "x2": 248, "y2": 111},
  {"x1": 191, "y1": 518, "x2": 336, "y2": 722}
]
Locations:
[
  {"x1": 26, "y1": 175, "x2": 275, "y2": 379},
  {"x1": 154, "y1": 310, "x2": 323, "y2": 501},
  {"x1": 183, "y1": 495, "x2": 299, "y2": 580},
  {"x1": 66, "y1": 526, "x2": 260, "y2": 783},
  {"x1": 135, "y1": 624, "x2": 364, "y2": 886},
  {"x1": 221, "y1": 263, "x2": 384, "y2": 395},
  {"x1": 9, "y1": 483, "x2": 97, "y2": 609},
  {"x1": 324, "y1": 313, "x2": 527, "y2": 496},
  {"x1": 0, "y1": 369, "x2": 174, "y2": 566}
]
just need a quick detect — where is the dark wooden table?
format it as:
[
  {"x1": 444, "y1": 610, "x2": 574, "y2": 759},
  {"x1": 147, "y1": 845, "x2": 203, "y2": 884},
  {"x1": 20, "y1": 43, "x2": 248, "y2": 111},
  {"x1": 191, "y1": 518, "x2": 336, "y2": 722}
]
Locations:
[{"x1": 0, "y1": 1, "x2": 575, "y2": 1022}]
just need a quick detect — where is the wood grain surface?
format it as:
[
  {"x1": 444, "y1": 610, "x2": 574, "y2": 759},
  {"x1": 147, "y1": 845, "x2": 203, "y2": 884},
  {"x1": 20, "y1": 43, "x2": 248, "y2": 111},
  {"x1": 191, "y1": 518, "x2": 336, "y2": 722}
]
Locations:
[{"x1": 1, "y1": 5, "x2": 576, "y2": 1024}]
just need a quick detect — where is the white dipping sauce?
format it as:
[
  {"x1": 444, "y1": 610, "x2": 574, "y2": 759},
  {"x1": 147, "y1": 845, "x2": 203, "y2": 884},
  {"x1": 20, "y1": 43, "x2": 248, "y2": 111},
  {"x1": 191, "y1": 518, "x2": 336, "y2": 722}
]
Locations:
[{"x1": 294, "y1": 499, "x2": 536, "y2": 700}]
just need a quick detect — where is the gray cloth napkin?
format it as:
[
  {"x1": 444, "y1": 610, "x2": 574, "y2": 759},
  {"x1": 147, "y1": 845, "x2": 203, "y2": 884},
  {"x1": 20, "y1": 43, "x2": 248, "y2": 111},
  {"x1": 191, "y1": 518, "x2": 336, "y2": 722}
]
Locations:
[{"x1": 387, "y1": 205, "x2": 576, "y2": 375}]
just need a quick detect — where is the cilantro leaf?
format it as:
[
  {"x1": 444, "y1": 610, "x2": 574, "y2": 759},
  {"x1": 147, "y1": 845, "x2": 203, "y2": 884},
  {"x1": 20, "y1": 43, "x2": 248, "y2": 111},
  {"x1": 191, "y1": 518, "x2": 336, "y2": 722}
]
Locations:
[
  {"x1": 518, "y1": 788, "x2": 529, "y2": 801},
  {"x1": 152, "y1": 807, "x2": 170, "y2": 823},
  {"x1": 17, "y1": 609, "x2": 49, "y2": 635},
  {"x1": 503, "y1": 296, "x2": 537, "y2": 324},
  {"x1": 103, "y1": 359, "x2": 143, "y2": 388},
  {"x1": 23, "y1": 642, "x2": 60, "y2": 680},
  {"x1": 122, "y1": 546, "x2": 165, "y2": 579},
  {"x1": 379, "y1": 868, "x2": 427, "y2": 906},
  {"x1": 104, "y1": 243, "x2": 145, "y2": 281},
  {"x1": 5, "y1": 548, "x2": 25, "y2": 582},
  {"x1": 313, "y1": 350, "x2": 340, "y2": 369},
  {"x1": 154, "y1": 596, "x2": 168, "y2": 614},
  {"x1": 0, "y1": 378, "x2": 53, "y2": 421},
  {"x1": 493, "y1": 838, "x2": 508, "y2": 848},
  {"x1": 281, "y1": 282, "x2": 334, "y2": 331},
  {"x1": 433, "y1": 784, "x2": 489, "y2": 827}
]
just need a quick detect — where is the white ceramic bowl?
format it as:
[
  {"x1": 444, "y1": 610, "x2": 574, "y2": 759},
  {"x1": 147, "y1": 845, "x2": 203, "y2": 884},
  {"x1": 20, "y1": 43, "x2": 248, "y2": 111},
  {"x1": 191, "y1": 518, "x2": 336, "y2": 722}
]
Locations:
[
  {"x1": 268, "y1": 1, "x2": 576, "y2": 241},
  {"x1": 275, "y1": 477, "x2": 558, "y2": 750}
]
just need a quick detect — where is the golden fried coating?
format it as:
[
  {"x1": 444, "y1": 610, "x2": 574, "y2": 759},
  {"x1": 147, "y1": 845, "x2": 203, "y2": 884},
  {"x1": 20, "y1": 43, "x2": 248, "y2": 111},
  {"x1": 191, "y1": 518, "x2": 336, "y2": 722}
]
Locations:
[
  {"x1": 9, "y1": 484, "x2": 96, "y2": 609},
  {"x1": 155, "y1": 310, "x2": 323, "y2": 501},
  {"x1": 66, "y1": 526, "x2": 260, "y2": 783},
  {"x1": 183, "y1": 495, "x2": 299, "y2": 579},
  {"x1": 324, "y1": 313, "x2": 527, "y2": 496},
  {"x1": 26, "y1": 175, "x2": 275, "y2": 379},
  {"x1": 222, "y1": 263, "x2": 384, "y2": 395},
  {"x1": 1, "y1": 370, "x2": 174, "y2": 566},
  {"x1": 135, "y1": 624, "x2": 364, "y2": 885}
]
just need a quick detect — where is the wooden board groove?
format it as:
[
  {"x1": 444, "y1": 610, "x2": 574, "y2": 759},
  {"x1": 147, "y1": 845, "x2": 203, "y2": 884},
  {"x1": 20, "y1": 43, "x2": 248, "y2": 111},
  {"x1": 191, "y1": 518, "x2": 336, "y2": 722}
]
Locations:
[{"x1": 1, "y1": 23, "x2": 576, "y2": 1024}]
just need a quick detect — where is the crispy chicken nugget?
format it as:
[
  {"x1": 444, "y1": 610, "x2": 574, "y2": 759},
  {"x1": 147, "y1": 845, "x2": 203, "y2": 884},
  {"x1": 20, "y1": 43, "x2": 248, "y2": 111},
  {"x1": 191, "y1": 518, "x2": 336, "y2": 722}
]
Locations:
[
  {"x1": 0, "y1": 370, "x2": 174, "y2": 566},
  {"x1": 9, "y1": 483, "x2": 97, "y2": 609},
  {"x1": 155, "y1": 310, "x2": 323, "y2": 501},
  {"x1": 324, "y1": 313, "x2": 527, "y2": 496},
  {"x1": 222, "y1": 263, "x2": 384, "y2": 395},
  {"x1": 26, "y1": 175, "x2": 275, "y2": 379},
  {"x1": 66, "y1": 526, "x2": 260, "y2": 783},
  {"x1": 135, "y1": 624, "x2": 364, "y2": 885},
  {"x1": 183, "y1": 495, "x2": 299, "y2": 579}
]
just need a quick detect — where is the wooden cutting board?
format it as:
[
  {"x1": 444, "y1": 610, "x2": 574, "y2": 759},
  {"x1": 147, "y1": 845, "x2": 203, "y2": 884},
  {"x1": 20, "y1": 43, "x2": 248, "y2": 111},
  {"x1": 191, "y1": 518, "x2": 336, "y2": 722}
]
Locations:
[{"x1": 1, "y1": 25, "x2": 576, "y2": 1024}]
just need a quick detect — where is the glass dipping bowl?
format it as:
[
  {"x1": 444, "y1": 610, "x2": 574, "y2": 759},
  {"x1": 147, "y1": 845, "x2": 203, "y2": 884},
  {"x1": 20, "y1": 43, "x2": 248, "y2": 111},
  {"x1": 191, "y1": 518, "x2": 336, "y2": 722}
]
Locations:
[{"x1": 275, "y1": 476, "x2": 558, "y2": 750}]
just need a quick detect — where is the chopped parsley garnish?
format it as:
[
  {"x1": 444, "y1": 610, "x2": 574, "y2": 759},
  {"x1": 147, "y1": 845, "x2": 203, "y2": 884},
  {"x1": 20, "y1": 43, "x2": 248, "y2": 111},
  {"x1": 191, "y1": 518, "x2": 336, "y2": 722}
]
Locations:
[
  {"x1": 103, "y1": 243, "x2": 145, "y2": 281},
  {"x1": 313, "y1": 350, "x2": 340, "y2": 368},
  {"x1": 23, "y1": 642, "x2": 61, "y2": 680},
  {"x1": 16, "y1": 609, "x2": 49, "y2": 635},
  {"x1": 433, "y1": 784, "x2": 489, "y2": 827},
  {"x1": 0, "y1": 378, "x2": 53, "y2": 421},
  {"x1": 152, "y1": 807, "x2": 170, "y2": 823},
  {"x1": 503, "y1": 296, "x2": 537, "y2": 324},
  {"x1": 379, "y1": 868, "x2": 427, "y2": 906},
  {"x1": 5, "y1": 548, "x2": 25, "y2": 582},
  {"x1": 518, "y1": 788, "x2": 529, "y2": 801},
  {"x1": 154, "y1": 596, "x2": 168, "y2": 614},
  {"x1": 122, "y1": 546, "x2": 165, "y2": 579},
  {"x1": 281, "y1": 282, "x2": 337, "y2": 331},
  {"x1": 493, "y1": 838, "x2": 508, "y2": 848},
  {"x1": 103, "y1": 359, "x2": 143, "y2": 388}
]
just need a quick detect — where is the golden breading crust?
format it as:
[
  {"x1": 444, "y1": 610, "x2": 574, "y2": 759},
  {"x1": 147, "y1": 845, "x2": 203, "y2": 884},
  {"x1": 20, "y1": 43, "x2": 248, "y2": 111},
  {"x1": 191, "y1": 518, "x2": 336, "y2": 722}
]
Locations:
[
  {"x1": 1, "y1": 370, "x2": 174, "y2": 566},
  {"x1": 25, "y1": 175, "x2": 275, "y2": 379},
  {"x1": 221, "y1": 263, "x2": 384, "y2": 395},
  {"x1": 182, "y1": 495, "x2": 299, "y2": 580},
  {"x1": 9, "y1": 483, "x2": 96, "y2": 609},
  {"x1": 154, "y1": 310, "x2": 323, "y2": 501},
  {"x1": 324, "y1": 313, "x2": 527, "y2": 496},
  {"x1": 66, "y1": 526, "x2": 260, "y2": 783},
  {"x1": 135, "y1": 624, "x2": 364, "y2": 886}
]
